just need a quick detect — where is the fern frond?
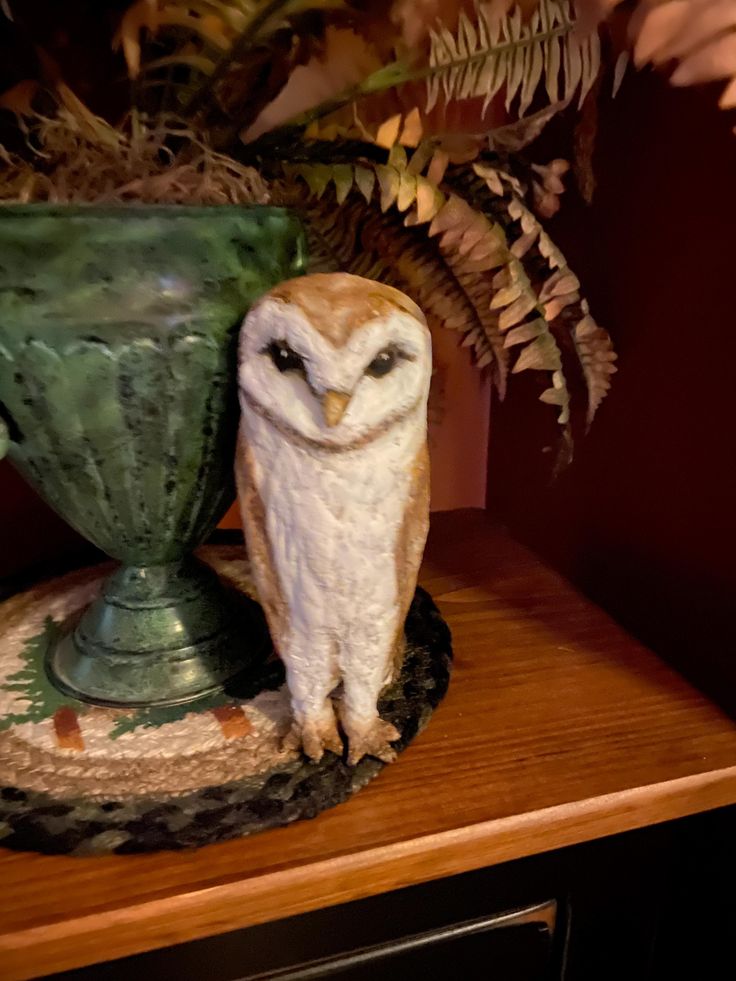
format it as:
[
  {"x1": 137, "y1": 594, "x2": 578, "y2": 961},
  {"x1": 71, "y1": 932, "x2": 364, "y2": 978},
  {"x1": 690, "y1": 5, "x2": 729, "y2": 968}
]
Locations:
[
  {"x1": 450, "y1": 159, "x2": 616, "y2": 426},
  {"x1": 273, "y1": 133, "x2": 614, "y2": 428},
  {"x1": 430, "y1": 168, "x2": 576, "y2": 426},
  {"x1": 573, "y1": 306, "x2": 617, "y2": 427},
  {"x1": 427, "y1": 195, "x2": 510, "y2": 381},
  {"x1": 426, "y1": 0, "x2": 600, "y2": 116},
  {"x1": 279, "y1": 146, "x2": 525, "y2": 408},
  {"x1": 279, "y1": 150, "x2": 510, "y2": 391},
  {"x1": 270, "y1": 1, "x2": 600, "y2": 143}
]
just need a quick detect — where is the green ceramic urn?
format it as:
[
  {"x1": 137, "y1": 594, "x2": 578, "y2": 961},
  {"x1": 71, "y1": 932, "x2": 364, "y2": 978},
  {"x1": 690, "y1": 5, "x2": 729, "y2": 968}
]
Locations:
[{"x1": 0, "y1": 204, "x2": 306, "y2": 707}]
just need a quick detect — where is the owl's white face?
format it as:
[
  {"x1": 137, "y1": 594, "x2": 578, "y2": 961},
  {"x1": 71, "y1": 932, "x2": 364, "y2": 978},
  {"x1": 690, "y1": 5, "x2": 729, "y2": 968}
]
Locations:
[{"x1": 238, "y1": 296, "x2": 432, "y2": 450}]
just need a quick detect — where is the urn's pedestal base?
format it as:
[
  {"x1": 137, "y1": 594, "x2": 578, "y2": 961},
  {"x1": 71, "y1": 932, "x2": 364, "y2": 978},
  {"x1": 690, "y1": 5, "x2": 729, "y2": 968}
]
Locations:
[
  {"x1": 48, "y1": 557, "x2": 269, "y2": 708},
  {"x1": 0, "y1": 547, "x2": 452, "y2": 856}
]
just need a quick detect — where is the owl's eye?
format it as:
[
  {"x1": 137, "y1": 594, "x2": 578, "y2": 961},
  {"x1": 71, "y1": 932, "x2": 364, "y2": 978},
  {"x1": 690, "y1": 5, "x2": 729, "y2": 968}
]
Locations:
[
  {"x1": 366, "y1": 347, "x2": 398, "y2": 378},
  {"x1": 265, "y1": 340, "x2": 306, "y2": 374}
]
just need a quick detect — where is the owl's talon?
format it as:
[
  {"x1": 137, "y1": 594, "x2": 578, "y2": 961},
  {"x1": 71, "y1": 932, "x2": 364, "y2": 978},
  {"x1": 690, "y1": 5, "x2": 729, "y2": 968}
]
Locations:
[
  {"x1": 284, "y1": 714, "x2": 343, "y2": 762},
  {"x1": 345, "y1": 718, "x2": 400, "y2": 766}
]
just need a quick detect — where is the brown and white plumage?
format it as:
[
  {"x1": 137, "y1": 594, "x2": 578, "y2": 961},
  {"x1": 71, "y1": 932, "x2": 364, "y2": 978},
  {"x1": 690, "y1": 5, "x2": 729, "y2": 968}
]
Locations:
[{"x1": 237, "y1": 274, "x2": 431, "y2": 765}]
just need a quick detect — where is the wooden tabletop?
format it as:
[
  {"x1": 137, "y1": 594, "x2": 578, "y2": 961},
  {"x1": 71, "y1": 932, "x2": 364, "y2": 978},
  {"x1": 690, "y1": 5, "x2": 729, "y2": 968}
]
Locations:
[{"x1": 4, "y1": 508, "x2": 736, "y2": 980}]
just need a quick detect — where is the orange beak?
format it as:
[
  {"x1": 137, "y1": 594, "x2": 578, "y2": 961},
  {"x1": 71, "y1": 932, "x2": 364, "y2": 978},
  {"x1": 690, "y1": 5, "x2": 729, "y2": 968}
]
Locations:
[{"x1": 322, "y1": 390, "x2": 351, "y2": 427}]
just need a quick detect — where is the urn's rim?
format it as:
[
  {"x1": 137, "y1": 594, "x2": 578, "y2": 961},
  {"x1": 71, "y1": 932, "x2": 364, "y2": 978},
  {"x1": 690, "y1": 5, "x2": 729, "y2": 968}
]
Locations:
[{"x1": 0, "y1": 203, "x2": 292, "y2": 221}]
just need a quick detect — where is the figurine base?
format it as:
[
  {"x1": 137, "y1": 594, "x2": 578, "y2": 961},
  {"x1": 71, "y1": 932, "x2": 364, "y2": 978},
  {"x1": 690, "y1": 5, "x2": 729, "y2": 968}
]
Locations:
[{"x1": 0, "y1": 547, "x2": 452, "y2": 855}]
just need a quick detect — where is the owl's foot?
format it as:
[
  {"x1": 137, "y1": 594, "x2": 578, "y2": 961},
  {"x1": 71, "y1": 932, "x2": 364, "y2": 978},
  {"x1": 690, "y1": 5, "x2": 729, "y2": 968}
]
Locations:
[
  {"x1": 284, "y1": 712, "x2": 343, "y2": 763},
  {"x1": 345, "y1": 717, "x2": 401, "y2": 766}
]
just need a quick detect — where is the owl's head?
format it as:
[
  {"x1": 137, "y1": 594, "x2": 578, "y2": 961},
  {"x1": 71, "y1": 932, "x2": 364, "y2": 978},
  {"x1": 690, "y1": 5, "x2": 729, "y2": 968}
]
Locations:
[{"x1": 238, "y1": 273, "x2": 431, "y2": 449}]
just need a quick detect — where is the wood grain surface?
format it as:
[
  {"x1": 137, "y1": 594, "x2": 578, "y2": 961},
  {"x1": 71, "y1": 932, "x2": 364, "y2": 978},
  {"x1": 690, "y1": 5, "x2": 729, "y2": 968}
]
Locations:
[{"x1": 3, "y1": 509, "x2": 736, "y2": 981}]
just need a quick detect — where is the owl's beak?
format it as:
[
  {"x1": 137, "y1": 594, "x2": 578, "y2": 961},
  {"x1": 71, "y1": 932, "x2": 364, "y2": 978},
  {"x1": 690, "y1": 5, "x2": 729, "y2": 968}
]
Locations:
[{"x1": 322, "y1": 390, "x2": 351, "y2": 427}]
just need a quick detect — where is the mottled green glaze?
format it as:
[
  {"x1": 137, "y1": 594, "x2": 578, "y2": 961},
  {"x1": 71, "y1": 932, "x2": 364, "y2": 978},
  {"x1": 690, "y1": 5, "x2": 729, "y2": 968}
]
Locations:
[{"x1": 0, "y1": 205, "x2": 306, "y2": 706}]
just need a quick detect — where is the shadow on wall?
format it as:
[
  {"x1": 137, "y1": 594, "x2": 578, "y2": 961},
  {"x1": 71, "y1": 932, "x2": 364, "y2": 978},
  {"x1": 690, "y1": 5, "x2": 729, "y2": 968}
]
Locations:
[
  {"x1": 489, "y1": 71, "x2": 736, "y2": 715},
  {"x1": 0, "y1": 463, "x2": 91, "y2": 587}
]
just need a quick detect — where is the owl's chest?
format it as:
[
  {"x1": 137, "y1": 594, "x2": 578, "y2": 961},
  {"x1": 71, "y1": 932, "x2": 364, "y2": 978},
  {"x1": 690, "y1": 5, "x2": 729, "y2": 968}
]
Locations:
[{"x1": 245, "y1": 414, "x2": 418, "y2": 573}]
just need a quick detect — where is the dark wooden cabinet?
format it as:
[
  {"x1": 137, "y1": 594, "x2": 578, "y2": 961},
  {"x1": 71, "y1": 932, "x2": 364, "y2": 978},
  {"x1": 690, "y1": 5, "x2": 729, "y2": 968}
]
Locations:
[
  {"x1": 248, "y1": 907, "x2": 557, "y2": 981},
  {"x1": 44, "y1": 807, "x2": 736, "y2": 981}
]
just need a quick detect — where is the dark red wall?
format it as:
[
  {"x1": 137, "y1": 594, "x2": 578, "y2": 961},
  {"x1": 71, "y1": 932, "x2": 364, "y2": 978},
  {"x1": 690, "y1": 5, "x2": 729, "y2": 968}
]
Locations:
[
  {"x1": 489, "y1": 70, "x2": 736, "y2": 710},
  {"x1": 0, "y1": 465, "x2": 89, "y2": 587}
]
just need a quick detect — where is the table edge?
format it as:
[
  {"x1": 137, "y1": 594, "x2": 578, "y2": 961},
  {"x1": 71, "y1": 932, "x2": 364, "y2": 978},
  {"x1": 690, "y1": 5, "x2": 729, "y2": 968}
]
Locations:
[{"x1": 4, "y1": 764, "x2": 736, "y2": 981}]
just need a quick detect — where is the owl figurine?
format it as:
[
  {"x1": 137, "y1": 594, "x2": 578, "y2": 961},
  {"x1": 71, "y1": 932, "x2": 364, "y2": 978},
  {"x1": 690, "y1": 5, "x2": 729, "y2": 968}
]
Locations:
[{"x1": 237, "y1": 273, "x2": 432, "y2": 765}]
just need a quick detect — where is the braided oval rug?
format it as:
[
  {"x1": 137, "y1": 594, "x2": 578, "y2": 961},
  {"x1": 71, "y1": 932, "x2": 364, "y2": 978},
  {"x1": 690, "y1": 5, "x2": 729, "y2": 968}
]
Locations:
[{"x1": 0, "y1": 546, "x2": 452, "y2": 855}]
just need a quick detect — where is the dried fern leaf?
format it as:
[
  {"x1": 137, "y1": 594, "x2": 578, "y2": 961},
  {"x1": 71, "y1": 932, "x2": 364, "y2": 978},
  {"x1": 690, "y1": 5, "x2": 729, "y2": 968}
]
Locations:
[
  {"x1": 375, "y1": 114, "x2": 403, "y2": 149},
  {"x1": 612, "y1": 50, "x2": 629, "y2": 96},
  {"x1": 633, "y1": 1, "x2": 695, "y2": 67},
  {"x1": 426, "y1": 0, "x2": 600, "y2": 115},
  {"x1": 445, "y1": 162, "x2": 602, "y2": 427},
  {"x1": 671, "y1": 31, "x2": 736, "y2": 87},
  {"x1": 512, "y1": 332, "x2": 562, "y2": 373},
  {"x1": 539, "y1": 370, "x2": 570, "y2": 419},
  {"x1": 624, "y1": 0, "x2": 736, "y2": 131},
  {"x1": 573, "y1": 310, "x2": 617, "y2": 427},
  {"x1": 503, "y1": 318, "x2": 547, "y2": 347},
  {"x1": 425, "y1": 182, "x2": 570, "y2": 417},
  {"x1": 354, "y1": 164, "x2": 375, "y2": 202},
  {"x1": 427, "y1": 208, "x2": 511, "y2": 389}
]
